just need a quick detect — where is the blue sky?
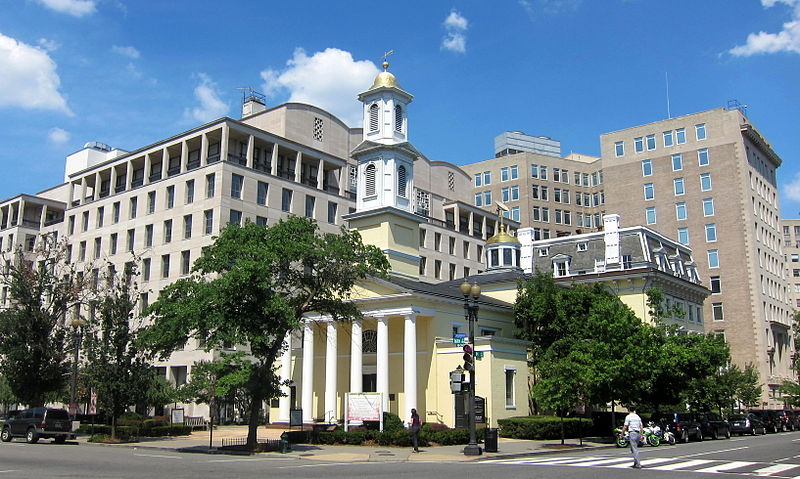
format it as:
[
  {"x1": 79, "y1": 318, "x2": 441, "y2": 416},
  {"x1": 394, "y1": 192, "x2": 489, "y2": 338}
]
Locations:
[{"x1": 1, "y1": 0, "x2": 799, "y2": 216}]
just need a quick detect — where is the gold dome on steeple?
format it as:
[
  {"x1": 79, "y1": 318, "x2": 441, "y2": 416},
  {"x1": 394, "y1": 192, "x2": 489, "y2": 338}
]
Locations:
[
  {"x1": 369, "y1": 61, "x2": 400, "y2": 90},
  {"x1": 486, "y1": 223, "x2": 521, "y2": 245}
]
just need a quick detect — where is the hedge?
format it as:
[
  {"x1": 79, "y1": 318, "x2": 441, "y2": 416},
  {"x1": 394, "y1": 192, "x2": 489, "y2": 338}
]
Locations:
[
  {"x1": 497, "y1": 416, "x2": 592, "y2": 440},
  {"x1": 78, "y1": 423, "x2": 192, "y2": 438},
  {"x1": 283, "y1": 423, "x2": 485, "y2": 447}
]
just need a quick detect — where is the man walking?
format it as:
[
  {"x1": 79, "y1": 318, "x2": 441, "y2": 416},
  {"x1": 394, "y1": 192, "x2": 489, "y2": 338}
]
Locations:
[{"x1": 623, "y1": 405, "x2": 643, "y2": 469}]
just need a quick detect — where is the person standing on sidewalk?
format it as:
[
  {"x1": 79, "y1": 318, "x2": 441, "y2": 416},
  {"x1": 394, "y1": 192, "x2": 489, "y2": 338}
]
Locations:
[
  {"x1": 623, "y1": 405, "x2": 643, "y2": 469},
  {"x1": 409, "y1": 408, "x2": 421, "y2": 453}
]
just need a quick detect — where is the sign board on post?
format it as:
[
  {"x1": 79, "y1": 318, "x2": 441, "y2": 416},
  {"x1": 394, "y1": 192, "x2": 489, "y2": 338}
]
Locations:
[
  {"x1": 344, "y1": 392, "x2": 383, "y2": 432},
  {"x1": 171, "y1": 408, "x2": 184, "y2": 425},
  {"x1": 89, "y1": 391, "x2": 97, "y2": 415},
  {"x1": 474, "y1": 396, "x2": 486, "y2": 424},
  {"x1": 475, "y1": 351, "x2": 484, "y2": 360},
  {"x1": 453, "y1": 333, "x2": 467, "y2": 346}
]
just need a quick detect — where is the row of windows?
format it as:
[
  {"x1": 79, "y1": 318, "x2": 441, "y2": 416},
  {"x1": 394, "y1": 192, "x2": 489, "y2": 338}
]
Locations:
[
  {"x1": 641, "y1": 149, "x2": 710, "y2": 176},
  {"x1": 643, "y1": 173, "x2": 713, "y2": 200},
  {"x1": 368, "y1": 103, "x2": 404, "y2": 133},
  {"x1": 668, "y1": 223, "x2": 718, "y2": 246},
  {"x1": 418, "y1": 257, "x2": 474, "y2": 281},
  {"x1": 615, "y1": 123, "x2": 706, "y2": 157},
  {"x1": 419, "y1": 229, "x2": 484, "y2": 261},
  {"x1": 644, "y1": 198, "x2": 715, "y2": 225},
  {"x1": 474, "y1": 165, "x2": 604, "y2": 188}
]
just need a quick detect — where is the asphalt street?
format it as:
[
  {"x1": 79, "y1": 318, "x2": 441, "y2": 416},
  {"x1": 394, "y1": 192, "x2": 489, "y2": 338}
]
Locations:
[{"x1": 1, "y1": 431, "x2": 800, "y2": 478}]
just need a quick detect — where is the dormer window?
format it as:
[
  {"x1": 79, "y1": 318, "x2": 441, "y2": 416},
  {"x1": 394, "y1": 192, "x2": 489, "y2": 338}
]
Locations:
[
  {"x1": 369, "y1": 104, "x2": 379, "y2": 132},
  {"x1": 577, "y1": 242, "x2": 588, "y2": 252},
  {"x1": 398, "y1": 165, "x2": 407, "y2": 198},
  {"x1": 365, "y1": 163, "x2": 376, "y2": 197},
  {"x1": 395, "y1": 105, "x2": 403, "y2": 132},
  {"x1": 538, "y1": 247, "x2": 549, "y2": 257},
  {"x1": 552, "y1": 257, "x2": 571, "y2": 277}
]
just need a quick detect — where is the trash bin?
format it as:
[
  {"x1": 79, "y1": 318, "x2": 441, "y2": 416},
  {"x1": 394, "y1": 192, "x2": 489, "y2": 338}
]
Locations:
[{"x1": 484, "y1": 427, "x2": 498, "y2": 453}]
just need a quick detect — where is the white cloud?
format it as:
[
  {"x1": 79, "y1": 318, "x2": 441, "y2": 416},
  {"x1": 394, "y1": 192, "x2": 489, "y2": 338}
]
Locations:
[
  {"x1": 111, "y1": 45, "x2": 140, "y2": 59},
  {"x1": 35, "y1": 0, "x2": 96, "y2": 17},
  {"x1": 730, "y1": 0, "x2": 800, "y2": 56},
  {"x1": 182, "y1": 73, "x2": 229, "y2": 123},
  {"x1": 441, "y1": 10, "x2": 469, "y2": 53},
  {"x1": 518, "y1": 0, "x2": 536, "y2": 21},
  {"x1": 784, "y1": 172, "x2": 800, "y2": 201},
  {"x1": 48, "y1": 127, "x2": 70, "y2": 145},
  {"x1": 259, "y1": 48, "x2": 379, "y2": 126},
  {"x1": 37, "y1": 38, "x2": 60, "y2": 51},
  {"x1": 0, "y1": 33, "x2": 72, "y2": 115}
]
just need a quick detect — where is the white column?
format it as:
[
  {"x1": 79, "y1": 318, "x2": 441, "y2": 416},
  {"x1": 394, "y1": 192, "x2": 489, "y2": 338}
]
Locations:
[
  {"x1": 180, "y1": 140, "x2": 188, "y2": 173},
  {"x1": 403, "y1": 315, "x2": 417, "y2": 417},
  {"x1": 246, "y1": 135, "x2": 254, "y2": 168},
  {"x1": 80, "y1": 177, "x2": 87, "y2": 205},
  {"x1": 324, "y1": 321, "x2": 338, "y2": 424},
  {"x1": 161, "y1": 148, "x2": 169, "y2": 178},
  {"x1": 270, "y1": 144, "x2": 279, "y2": 176},
  {"x1": 220, "y1": 124, "x2": 230, "y2": 163},
  {"x1": 278, "y1": 333, "x2": 292, "y2": 423},
  {"x1": 338, "y1": 167, "x2": 347, "y2": 196},
  {"x1": 200, "y1": 133, "x2": 208, "y2": 166},
  {"x1": 126, "y1": 161, "x2": 133, "y2": 189},
  {"x1": 317, "y1": 158, "x2": 325, "y2": 190},
  {"x1": 301, "y1": 321, "x2": 314, "y2": 423},
  {"x1": 94, "y1": 172, "x2": 102, "y2": 201},
  {"x1": 294, "y1": 151, "x2": 303, "y2": 183},
  {"x1": 350, "y1": 319, "x2": 363, "y2": 393},
  {"x1": 377, "y1": 316, "x2": 389, "y2": 413}
]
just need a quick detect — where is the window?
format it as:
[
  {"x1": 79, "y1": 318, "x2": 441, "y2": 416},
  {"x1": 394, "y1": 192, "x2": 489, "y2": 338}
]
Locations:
[
  {"x1": 93, "y1": 237, "x2": 101, "y2": 259},
  {"x1": 127, "y1": 229, "x2": 135, "y2": 252},
  {"x1": 540, "y1": 186, "x2": 549, "y2": 201},
  {"x1": 553, "y1": 258, "x2": 570, "y2": 277},
  {"x1": 678, "y1": 227, "x2": 689, "y2": 245},
  {"x1": 705, "y1": 223, "x2": 717, "y2": 242},
  {"x1": 483, "y1": 191, "x2": 492, "y2": 205},
  {"x1": 147, "y1": 191, "x2": 156, "y2": 214},
  {"x1": 474, "y1": 193, "x2": 482, "y2": 207},
  {"x1": 698, "y1": 148, "x2": 709, "y2": 166},
  {"x1": 204, "y1": 209, "x2": 213, "y2": 235},
  {"x1": 645, "y1": 207, "x2": 656, "y2": 225},
  {"x1": 614, "y1": 141, "x2": 624, "y2": 157},
  {"x1": 94, "y1": 207, "x2": 104, "y2": 228},
  {"x1": 109, "y1": 233, "x2": 118, "y2": 255},
  {"x1": 327, "y1": 201, "x2": 338, "y2": 224},
  {"x1": 646, "y1": 134, "x2": 656, "y2": 150},
  {"x1": 673, "y1": 177, "x2": 685, "y2": 195},
  {"x1": 183, "y1": 214, "x2": 192, "y2": 239},
  {"x1": 511, "y1": 206, "x2": 520, "y2": 222},
  {"x1": 502, "y1": 187, "x2": 510, "y2": 202},
  {"x1": 229, "y1": 209, "x2": 242, "y2": 226},
  {"x1": 676, "y1": 128, "x2": 686, "y2": 144},
  {"x1": 185, "y1": 180, "x2": 194, "y2": 204},
  {"x1": 305, "y1": 195, "x2": 315, "y2": 218},
  {"x1": 394, "y1": 105, "x2": 402, "y2": 132},
  {"x1": 397, "y1": 165, "x2": 407, "y2": 197},
  {"x1": 181, "y1": 250, "x2": 191, "y2": 275},
  {"x1": 539, "y1": 166, "x2": 548, "y2": 180},
  {"x1": 642, "y1": 159, "x2": 652, "y2": 176},
  {"x1": 676, "y1": 202, "x2": 687, "y2": 220},
  {"x1": 142, "y1": 258, "x2": 151, "y2": 281},
  {"x1": 710, "y1": 276, "x2": 721, "y2": 294},
  {"x1": 483, "y1": 171, "x2": 491, "y2": 185},
  {"x1": 474, "y1": 173, "x2": 482, "y2": 187},
  {"x1": 672, "y1": 153, "x2": 683, "y2": 171},
  {"x1": 634, "y1": 137, "x2": 644, "y2": 153},
  {"x1": 281, "y1": 188, "x2": 293, "y2": 212},
  {"x1": 206, "y1": 174, "x2": 215, "y2": 198},
  {"x1": 501, "y1": 167, "x2": 509, "y2": 182},
  {"x1": 708, "y1": 249, "x2": 719, "y2": 268},
  {"x1": 231, "y1": 174, "x2": 243, "y2": 199},
  {"x1": 365, "y1": 164, "x2": 376, "y2": 196},
  {"x1": 644, "y1": 183, "x2": 654, "y2": 200},
  {"x1": 161, "y1": 254, "x2": 170, "y2": 278},
  {"x1": 112, "y1": 202, "x2": 120, "y2": 223},
  {"x1": 703, "y1": 198, "x2": 715, "y2": 216},
  {"x1": 505, "y1": 368, "x2": 516, "y2": 407},
  {"x1": 712, "y1": 302, "x2": 724, "y2": 321},
  {"x1": 369, "y1": 104, "x2": 379, "y2": 132},
  {"x1": 510, "y1": 165, "x2": 518, "y2": 180},
  {"x1": 663, "y1": 130, "x2": 674, "y2": 147},
  {"x1": 695, "y1": 123, "x2": 707, "y2": 140},
  {"x1": 257, "y1": 181, "x2": 268, "y2": 206},
  {"x1": 700, "y1": 173, "x2": 712, "y2": 191},
  {"x1": 166, "y1": 185, "x2": 175, "y2": 208},
  {"x1": 163, "y1": 220, "x2": 172, "y2": 243},
  {"x1": 531, "y1": 164, "x2": 539, "y2": 178}
]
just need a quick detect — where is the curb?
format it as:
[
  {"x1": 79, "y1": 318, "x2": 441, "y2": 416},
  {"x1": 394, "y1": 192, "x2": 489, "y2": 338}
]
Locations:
[{"x1": 472, "y1": 443, "x2": 616, "y2": 462}]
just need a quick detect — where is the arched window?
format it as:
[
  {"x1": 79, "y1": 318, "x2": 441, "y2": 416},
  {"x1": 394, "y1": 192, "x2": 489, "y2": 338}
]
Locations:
[
  {"x1": 369, "y1": 104, "x2": 379, "y2": 132},
  {"x1": 362, "y1": 330, "x2": 377, "y2": 353},
  {"x1": 365, "y1": 163, "x2": 376, "y2": 196},
  {"x1": 397, "y1": 165, "x2": 407, "y2": 198},
  {"x1": 394, "y1": 105, "x2": 403, "y2": 132}
]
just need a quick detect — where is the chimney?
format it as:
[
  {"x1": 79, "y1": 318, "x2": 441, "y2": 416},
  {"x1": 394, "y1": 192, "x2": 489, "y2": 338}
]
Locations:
[{"x1": 603, "y1": 214, "x2": 621, "y2": 265}]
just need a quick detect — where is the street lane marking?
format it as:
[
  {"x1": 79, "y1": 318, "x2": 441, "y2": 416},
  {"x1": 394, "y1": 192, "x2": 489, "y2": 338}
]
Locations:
[
  {"x1": 694, "y1": 461, "x2": 756, "y2": 473},
  {"x1": 0, "y1": 471, "x2": 18, "y2": 474},
  {"x1": 752, "y1": 463, "x2": 800, "y2": 476},
  {"x1": 645, "y1": 459, "x2": 713, "y2": 470},
  {"x1": 206, "y1": 458, "x2": 295, "y2": 463},
  {"x1": 132, "y1": 452, "x2": 181, "y2": 460},
  {"x1": 571, "y1": 457, "x2": 635, "y2": 467},
  {"x1": 677, "y1": 445, "x2": 748, "y2": 458}
]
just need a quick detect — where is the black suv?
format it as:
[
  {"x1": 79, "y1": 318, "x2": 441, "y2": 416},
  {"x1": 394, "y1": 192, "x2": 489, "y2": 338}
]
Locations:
[
  {"x1": 651, "y1": 412, "x2": 702, "y2": 442},
  {"x1": 749, "y1": 410, "x2": 780, "y2": 433},
  {"x1": 696, "y1": 411, "x2": 731, "y2": 439},
  {"x1": 1, "y1": 407, "x2": 74, "y2": 444}
]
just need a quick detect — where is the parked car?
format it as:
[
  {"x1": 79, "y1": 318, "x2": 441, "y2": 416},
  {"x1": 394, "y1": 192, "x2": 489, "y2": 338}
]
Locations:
[
  {"x1": 696, "y1": 411, "x2": 731, "y2": 439},
  {"x1": 729, "y1": 413, "x2": 768, "y2": 436},
  {"x1": 749, "y1": 410, "x2": 780, "y2": 433},
  {"x1": 774, "y1": 410, "x2": 796, "y2": 431},
  {"x1": 1, "y1": 407, "x2": 74, "y2": 444},
  {"x1": 651, "y1": 412, "x2": 702, "y2": 443}
]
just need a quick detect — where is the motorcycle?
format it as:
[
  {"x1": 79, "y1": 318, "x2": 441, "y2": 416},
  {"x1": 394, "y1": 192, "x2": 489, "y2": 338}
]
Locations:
[
  {"x1": 650, "y1": 421, "x2": 676, "y2": 445},
  {"x1": 641, "y1": 422, "x2": 662, "y2": 447},
  {"x1": 614, "y1": 427, "x2": 629, "y2": 448},
  {"x1": 615, "y1": 425, "x2": 661, "y2": 447}
]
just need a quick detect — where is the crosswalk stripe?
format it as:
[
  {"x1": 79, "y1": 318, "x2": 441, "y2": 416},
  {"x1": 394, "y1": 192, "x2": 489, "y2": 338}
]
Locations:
[
  {"x1": 572, "y1": 457, "x2": 636, "y2": 467},
  {"x1": 752, "y1": 463, "x2": 800, "y2": 476},
  {"x1": 694, "y1": 461, "x2": 757, "y2": 473},
  {"x1": 644, "y1": 459, "x2": 713, "y2": 470}
]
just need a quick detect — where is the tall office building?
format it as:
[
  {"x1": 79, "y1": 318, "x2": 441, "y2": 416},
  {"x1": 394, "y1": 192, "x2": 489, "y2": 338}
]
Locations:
[{"x1": 494, "y1": 131, "x2": 562, "y2": 158}]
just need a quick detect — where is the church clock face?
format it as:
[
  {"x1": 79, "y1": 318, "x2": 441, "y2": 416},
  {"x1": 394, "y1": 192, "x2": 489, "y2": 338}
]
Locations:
[{"x1": 362, "y1": 329, "x2": 378, "y2": 353}]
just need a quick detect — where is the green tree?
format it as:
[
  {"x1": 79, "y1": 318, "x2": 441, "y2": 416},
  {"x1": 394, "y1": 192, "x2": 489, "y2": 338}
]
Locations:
[
  {"x1": 141, "y1": 217, "x2": 389, "y2": 450},
  {"x1": 0, "y1": 241, "x2": 88, "y2": 406},
  {"x1": 83, "y1": 262, "x2": 159, "y2": 439},
  {"x1": 0, "y1": 374, "x2": 19, "y2": 415},
  {"x1": 178, "y1": 352, "x2": 252, "y2": 425},
  {"x1": 735, "y1": 363, "x2": 762, "y2": 409}
]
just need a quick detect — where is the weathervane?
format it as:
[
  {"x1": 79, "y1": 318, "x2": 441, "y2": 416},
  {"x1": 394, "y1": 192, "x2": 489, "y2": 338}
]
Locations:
[{"x1": 381, "y1": 50, "x2": 394, "y2": 70}]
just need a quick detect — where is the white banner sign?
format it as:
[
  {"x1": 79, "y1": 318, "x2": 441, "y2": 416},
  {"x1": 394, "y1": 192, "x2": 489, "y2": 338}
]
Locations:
[{"x1": 346, "y1": 393, "x2": 382, "y2": 421}]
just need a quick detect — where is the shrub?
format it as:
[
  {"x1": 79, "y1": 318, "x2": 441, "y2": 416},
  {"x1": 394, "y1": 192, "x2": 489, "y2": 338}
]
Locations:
[
  {"x1": 498, "y1": 416, "x2": 592, "y2": 440},
  {"x1": 382, "y1": 412, "x2": 404, "y2": 433}
]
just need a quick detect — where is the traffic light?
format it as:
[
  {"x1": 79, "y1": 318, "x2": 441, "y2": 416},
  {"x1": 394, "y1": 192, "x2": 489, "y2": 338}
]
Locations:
[
  {"x1": 450, "y1": 369, "x2": 465, "y2": 393},
  {"x1": 463, "y1": 344, "x2": 474, "y2": 371}
]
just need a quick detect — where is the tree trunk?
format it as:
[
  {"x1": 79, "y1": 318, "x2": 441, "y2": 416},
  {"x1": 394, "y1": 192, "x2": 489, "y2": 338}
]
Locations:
[
  {"x1": 246, "y1": 394, "x2": 262, "y2": 451},
  {"x1": 560, "y1": 410, "x2": 565, "y2": 445},
  {"x1": 111, "y1": 413, "x2": 117, "y2": 440}
]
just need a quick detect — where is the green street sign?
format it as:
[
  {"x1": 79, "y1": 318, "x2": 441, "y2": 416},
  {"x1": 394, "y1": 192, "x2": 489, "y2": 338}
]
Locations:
[{"x1": 475, "y1": 351, "x2": 484, "y2": 360}]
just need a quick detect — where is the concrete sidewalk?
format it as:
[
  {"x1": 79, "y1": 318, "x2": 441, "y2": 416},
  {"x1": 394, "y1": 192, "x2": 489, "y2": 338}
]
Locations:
[{"x1": 77, "y1": 425, "x2": 613, "y2": 463}]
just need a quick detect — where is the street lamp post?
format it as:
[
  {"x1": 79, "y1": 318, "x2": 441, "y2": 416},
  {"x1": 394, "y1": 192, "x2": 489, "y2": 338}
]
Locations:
[
  {"x1": 69, "y1": 317, "x2": 86, "y2": 419},
  {"x1": 460, "y1": 279, "x2": 482, "y2": 456}
]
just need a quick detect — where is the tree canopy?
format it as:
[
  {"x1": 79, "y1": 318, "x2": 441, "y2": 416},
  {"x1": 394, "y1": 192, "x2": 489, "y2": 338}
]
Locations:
[{"x1": 141, "y1": 216, "x2": 389, "y2": 449}]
